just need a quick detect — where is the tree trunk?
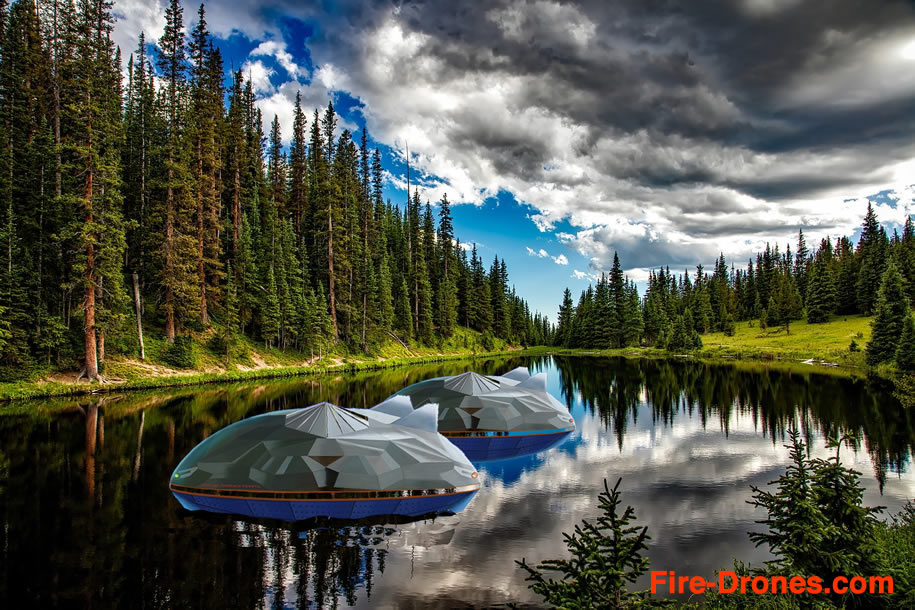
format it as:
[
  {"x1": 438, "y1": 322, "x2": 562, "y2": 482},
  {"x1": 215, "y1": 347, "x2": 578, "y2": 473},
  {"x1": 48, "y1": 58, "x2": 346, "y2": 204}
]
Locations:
[
  {"x1": 84, "y1": 92, "x2": 99, "y2": 382},
  {"x1": 197, "y1": 138, "x2": 208, "y2": 325},
  {"x1": 327, "y1": 205, "x2": 338, "y2": 339},
  {"x1": 139, "y1": 91, "x2": 146, "y2": 292},
  {"x1": 96, "y1": 278, "x2": 104, "y2": 367},
  {"x1": 165, "y1": 165, "x2": 175, "y2": 342},
  {"x1": 133, "y1": 272, "x2": 145, "y2": 359},
  {"x1": 361, "y1": 293, "x2": 367, "y2": 351},
  {"x1": 232, "y1": 157, "x2": 240, "y2": 252}
]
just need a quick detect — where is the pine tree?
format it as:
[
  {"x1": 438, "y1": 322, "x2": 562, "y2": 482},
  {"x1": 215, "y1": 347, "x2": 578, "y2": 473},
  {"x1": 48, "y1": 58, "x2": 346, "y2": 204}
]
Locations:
[
  {"x1": 218, "y1": 261, "x2": 238, "y2": 361},
  {"x1": 900, "y1": 216, "x2": 915, "y2": 304},
  {"x1": 372, "y1": 203, "x2": 394, "y2": 343},
  {"x1": 289, "y1": 92, "x2": 307, "y2": 239},
  {"x1": 794, "y1": 228, "x2": 809, "y2": 305},
  {"x1": 490, "y1": 255, "x2": 509, "y2": 340},
  {"x1": 856, "y1": 202, "x2": 888, "y2": 315},
  {"x1": 435, "y1": 196, "x2": 458, "y2": 338},
  {"x1": 155, "y1": 0, "x2": 198, "y2": 342},
  {"x1": 556, "y1": 287, "x2": 574, "y2": 347},
  {"x1": 665, "y1": 315, "x2": 689, "y2": 352},
  {"x1": 692, "y1": 279, "x2": 713, "y2": 334},
  {"x1": 188, "y1": 5, "x2": 223, "y2": 325},
  {"x1": 0, "y1": 0, "x2": 51, "y2": 373},
  {"x1": 766, "y1": 272, "x2": 802, "y2": 333},
  {"x1": 866, "y1": 261, "x2": 910, "y2": 366},
  {"x1": 223, "y1": 71, "x2": 247, "y2": 261},
  {"x1": 124, "y1": 33, "x2": 156, "y2": 289},
  {"x1": 468, "y1": 244, "x2": 492, "y2": 332},
  {"x1": 311, "y1": 283, "x2": 333, "y2": 357},
  {"x1": 393, "y1": 275, "x2": 412, "y2": 341},
  {"x1": 621, "y1": 281, "x2": 643, "y2": 346},
  {"x1": 517, "y1": 479, "x2": 655, "y2": 608},
  {"x1": 609, "y1": 252, "x2": 625, "y2": 346},
  {"x1": 262, "y1": 263, "x2": 280, "y2": 348},
  {"x1": 749, "y1": 430, "x2": 885, "y2": 605},
  {"x1": 895, "y1": 313, "x2": 915, "y2": 372},
  {"x1": 806, "y1": 242, "x2": 836, "y2": 324},
  {"x1": 311, "y1": 102, "x2": 339, "y2": 339},
  {"x1": 63, "y1": 0, "x2": 129, "y2": 379}
]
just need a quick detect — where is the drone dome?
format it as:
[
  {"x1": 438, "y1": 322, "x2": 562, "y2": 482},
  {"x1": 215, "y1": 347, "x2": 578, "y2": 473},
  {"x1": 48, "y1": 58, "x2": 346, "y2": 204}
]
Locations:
[
  {"x1": 170, "y1": 401, "x2": 480, "y2": 521},
  {"x1": 384, "y1": 367, "x2": 575, "y2": 461}
]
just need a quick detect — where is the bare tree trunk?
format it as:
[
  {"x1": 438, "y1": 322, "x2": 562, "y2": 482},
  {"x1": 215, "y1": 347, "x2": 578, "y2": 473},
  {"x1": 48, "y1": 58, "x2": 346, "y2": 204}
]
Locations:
[{"x1": 133, "y1": 272, "x2": 145, "y2": 359}]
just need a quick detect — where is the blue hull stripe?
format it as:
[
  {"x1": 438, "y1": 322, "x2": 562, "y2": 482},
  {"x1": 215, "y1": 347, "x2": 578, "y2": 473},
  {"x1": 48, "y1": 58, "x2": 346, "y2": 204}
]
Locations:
[
  {"x1": 449, "y1": 429, "x2": 573, "y2": 462},
  {"x1": 172, "y1": 489, "x2": 479, "y2": 520}
]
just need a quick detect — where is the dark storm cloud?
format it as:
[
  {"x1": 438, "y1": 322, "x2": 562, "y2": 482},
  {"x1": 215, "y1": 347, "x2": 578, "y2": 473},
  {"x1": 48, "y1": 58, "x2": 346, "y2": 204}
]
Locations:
[
  {"x1": 376, "y1": 0, "x2": 915, "y2": 200},
  {"x1": 118, "y1": 0, "x2": 914, "y2": 279}
]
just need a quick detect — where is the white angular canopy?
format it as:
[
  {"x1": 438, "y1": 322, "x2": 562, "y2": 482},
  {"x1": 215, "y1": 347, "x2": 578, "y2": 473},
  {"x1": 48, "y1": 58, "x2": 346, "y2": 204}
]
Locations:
[
  {"x1": 389, "y1": 367, "x2": 574, "y2": 434},
  {"x1": 172, "y1": 402, "x2": 478, "y2": 493}
]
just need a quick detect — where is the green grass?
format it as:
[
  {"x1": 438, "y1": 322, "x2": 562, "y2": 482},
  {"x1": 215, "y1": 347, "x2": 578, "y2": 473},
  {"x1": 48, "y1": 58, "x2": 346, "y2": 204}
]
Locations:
[
  {"x1": 528, "y1": 315, "x2": 879, "y2": 381},
  {"x1": 0, "y1": 324, "x2": 520, "y2": 402},
  {"x1": 700, "y1": 314, "x2": 871, "y2": 366},
  {"x1": 0, "y1": 315, "x2": 889, "y2": 402}
]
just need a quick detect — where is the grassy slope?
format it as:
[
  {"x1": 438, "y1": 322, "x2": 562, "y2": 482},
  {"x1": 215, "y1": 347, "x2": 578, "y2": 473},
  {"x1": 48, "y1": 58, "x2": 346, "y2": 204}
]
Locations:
[
  {"x1": 700, "y1": 314, "x2": 872, "y2": 365},
  {"x1": 529, "y1": 315, "x2": 876, "y2": 379},
  {"x1": 0, "y1": 315, "x2": 882, "y2": 401},
  {"x1": 0, "y1": 325, "x2": 516, "y2": 401}
]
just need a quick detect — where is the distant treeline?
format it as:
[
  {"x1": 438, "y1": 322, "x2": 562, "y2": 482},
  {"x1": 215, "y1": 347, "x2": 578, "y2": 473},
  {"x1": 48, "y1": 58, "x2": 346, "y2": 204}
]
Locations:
[
  {"x1": 0, "y1": 0, "x2": 549, "y2": 381},
  {"x1": 555, "y1": 204, "x2": 915, "y2": 369}
]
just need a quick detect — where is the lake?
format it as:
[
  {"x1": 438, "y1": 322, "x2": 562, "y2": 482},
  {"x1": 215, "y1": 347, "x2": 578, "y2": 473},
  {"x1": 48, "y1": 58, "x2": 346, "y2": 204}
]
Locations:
[{"x1": 1, "y1": 355, "x2": 912, "y2": 607}]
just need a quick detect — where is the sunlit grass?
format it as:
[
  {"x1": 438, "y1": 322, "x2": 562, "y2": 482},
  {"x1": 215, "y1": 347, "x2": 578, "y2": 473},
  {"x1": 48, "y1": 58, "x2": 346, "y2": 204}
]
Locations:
[
  {"x1": 701, "y1": 314, "x2": 872, "y2": 365},
  {"x1": 0, "y1": 324, "x2": 518, "y2": 401}
]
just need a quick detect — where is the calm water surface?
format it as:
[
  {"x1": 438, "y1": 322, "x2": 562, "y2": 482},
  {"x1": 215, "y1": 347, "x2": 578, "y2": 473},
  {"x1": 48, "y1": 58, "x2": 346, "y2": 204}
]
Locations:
[{"x1": 1, "y1": 356, "x2": 913, "y2": 608}]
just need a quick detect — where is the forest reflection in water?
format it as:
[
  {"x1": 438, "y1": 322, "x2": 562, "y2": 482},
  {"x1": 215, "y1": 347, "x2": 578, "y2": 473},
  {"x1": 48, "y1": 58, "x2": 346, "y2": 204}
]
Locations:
[{"x1": 0, "y1": 355, "x2": 912, "y2": 607}]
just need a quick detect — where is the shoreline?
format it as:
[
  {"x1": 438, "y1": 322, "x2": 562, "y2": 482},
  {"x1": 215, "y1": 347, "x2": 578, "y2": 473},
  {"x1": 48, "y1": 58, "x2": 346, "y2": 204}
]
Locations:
[
  {"x1": 1, "y1": 340, "x2": 900, "y2": 404},
  {"x1": 525, "y1": 345, "x2": 871, "y2": 379},
  {"x1": 0, "y1": 348, "x2": 525, "y2": 402}
]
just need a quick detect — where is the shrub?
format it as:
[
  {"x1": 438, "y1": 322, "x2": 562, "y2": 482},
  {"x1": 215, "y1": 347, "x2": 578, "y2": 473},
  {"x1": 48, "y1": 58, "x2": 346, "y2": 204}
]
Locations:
[
  {"x1": 516, "y1": 479, "x2": 668, "y2": 608},
  {"x1": 161, "y1": 336, "x2": 196, "y2": 369},
  {"x1": 747, "y1": 430, "x2": 886, "y2": 608},
  {"x1": 208, "y1": 333, "x2": 228, "y2": 356},
  {"x1": 481, "y1": 331, "x2": 495, "y2": 352}
]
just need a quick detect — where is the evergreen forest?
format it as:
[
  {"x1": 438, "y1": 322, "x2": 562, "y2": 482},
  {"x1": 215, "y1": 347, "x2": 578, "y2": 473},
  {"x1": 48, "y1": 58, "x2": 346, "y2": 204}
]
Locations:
[
  {"x1": 0, "y1": 0, "x2": 550, "y2": 382},
  {"x1": 1, "y1": 0, "x2": 913, "y2": 387},
  {"x1": 554, "y1": 204, "x2": 915, "y2": 373}
]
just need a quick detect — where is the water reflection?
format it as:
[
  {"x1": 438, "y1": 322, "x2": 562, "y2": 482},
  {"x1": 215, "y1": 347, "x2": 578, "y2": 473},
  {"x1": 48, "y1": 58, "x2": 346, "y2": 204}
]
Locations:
[{"x1": 0, "y1": 355, "x2": 913, "y2": 607}]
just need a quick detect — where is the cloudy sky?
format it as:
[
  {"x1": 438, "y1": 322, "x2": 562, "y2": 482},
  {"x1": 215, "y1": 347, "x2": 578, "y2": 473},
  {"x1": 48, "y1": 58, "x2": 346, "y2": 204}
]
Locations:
[{"x1": 112, "y1": 0, "x2": 915, "y2": 319}]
